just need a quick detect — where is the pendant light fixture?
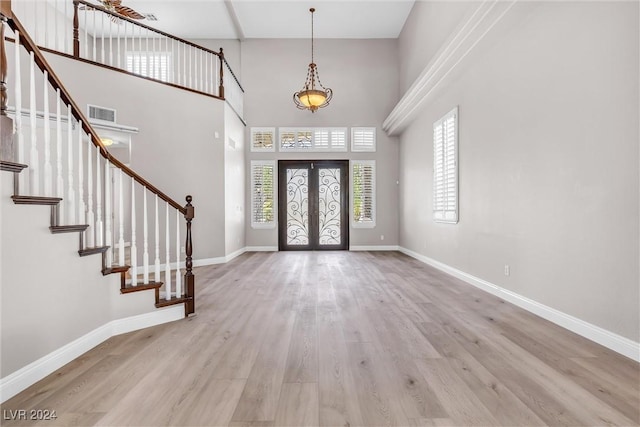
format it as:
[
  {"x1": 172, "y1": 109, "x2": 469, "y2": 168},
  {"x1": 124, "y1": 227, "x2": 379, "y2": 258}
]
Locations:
[{"x1": 293, "y1": 7, "x2": 332, "y2": 113}]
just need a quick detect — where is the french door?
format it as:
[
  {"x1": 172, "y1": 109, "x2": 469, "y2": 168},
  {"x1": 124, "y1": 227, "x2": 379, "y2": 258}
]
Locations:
[{"x1": 278, "y1": 160, "x2": 349, "y2": 251}]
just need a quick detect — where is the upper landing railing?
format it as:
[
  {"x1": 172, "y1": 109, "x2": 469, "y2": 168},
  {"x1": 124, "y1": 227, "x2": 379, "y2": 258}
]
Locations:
[{"x1": 11, "y1": 0, "x2": 244, "y2": 119}]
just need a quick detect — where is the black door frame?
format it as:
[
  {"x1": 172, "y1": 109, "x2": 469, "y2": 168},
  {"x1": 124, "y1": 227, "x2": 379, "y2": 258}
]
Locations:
[{"x1": 278, "y1": 160, "x2": 349, "y2": 251}]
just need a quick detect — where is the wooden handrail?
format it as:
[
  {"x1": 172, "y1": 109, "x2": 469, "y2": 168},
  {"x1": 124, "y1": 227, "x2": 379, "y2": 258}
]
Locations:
[
  {"x1": 6, "y1": 12, "x2": 186, "y2": 214},
  {"x1": 223, "y1": 56, "x2": 245, "y2": 93},
  {"x1": 73, "y1": 0, "x2": 222, "y2": 60}
]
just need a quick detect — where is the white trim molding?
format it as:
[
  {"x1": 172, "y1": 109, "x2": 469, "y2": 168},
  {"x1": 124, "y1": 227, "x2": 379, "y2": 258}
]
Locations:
[
  {"x1": 399, "y1": 247, "x2": 640, "y2": 362},
  {"x1": 246, "y1": 246, "x2": 279, "y2": 252},
  {"x1": 350, "y1": 245, "x2": 400, "y2": 251},
  {"x1": 383, "y1": 0, "x2": 517, "y2": 136},
  {"x1": 0, "y1": 306, "x2": 184, "y2": 403}
]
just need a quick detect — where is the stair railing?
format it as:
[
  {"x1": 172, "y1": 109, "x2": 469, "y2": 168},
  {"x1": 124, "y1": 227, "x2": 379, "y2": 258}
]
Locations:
[
  {"x1": 10, "y1": 0, "x2": 244, "y2": 119},
  {"x1": 1, "y1": 9, "x2": 195, "y2": 315}
]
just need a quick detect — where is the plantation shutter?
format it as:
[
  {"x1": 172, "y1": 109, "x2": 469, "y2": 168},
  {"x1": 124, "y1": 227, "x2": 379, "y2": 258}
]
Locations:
[
  {"x1": 251, "y1": 161, "x2": 276, "y2": 228},
  {"x1": 251, "y1": 128, "x2": 275, "y2": 151},
  {"x1": 433, "y1": 107, "x2": 458, "y2": 223},
  {"x1": 351, "y1": 161, "x2": 376, "y2": 227},
  {"x1": 351, "y1": 127, "x2": 376, "y2": 152}
]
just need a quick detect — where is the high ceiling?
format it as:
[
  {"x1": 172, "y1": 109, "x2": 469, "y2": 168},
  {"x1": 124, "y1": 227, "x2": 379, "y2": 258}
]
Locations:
[{"x1": 120, "y1": 0, "x2": 416, "y2": 40}]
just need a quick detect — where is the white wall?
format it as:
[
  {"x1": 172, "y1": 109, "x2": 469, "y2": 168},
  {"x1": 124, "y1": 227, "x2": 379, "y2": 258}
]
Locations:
[
  {"x1": 242, "y1": 38, "x2": 400, "y2": 249},
  {"x1": 396, "y1": 1, "x2": 639, "y2": 342}
]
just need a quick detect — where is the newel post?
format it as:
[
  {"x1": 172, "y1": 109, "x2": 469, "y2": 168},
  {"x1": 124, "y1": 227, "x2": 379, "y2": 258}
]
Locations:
[
  {"x1": 184, "y1": 195, "x2": 195, "y2": 316},
  {"x1": 72, "y1": 0, "x2": 79, "y2": 58},
  {"x1": 218, "y1": 48, "x2": 224, "y2": 99}
]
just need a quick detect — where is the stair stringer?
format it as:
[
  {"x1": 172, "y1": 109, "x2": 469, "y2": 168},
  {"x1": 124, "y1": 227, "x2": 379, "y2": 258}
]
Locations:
[{"x1": 0, "y1": 175, "x2": 182, "y2": 403}]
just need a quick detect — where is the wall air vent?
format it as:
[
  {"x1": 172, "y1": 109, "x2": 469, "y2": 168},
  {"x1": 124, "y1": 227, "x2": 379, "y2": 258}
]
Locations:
[
  {"x1": 87, "y1": 104, "x2": 116, "y2": 124},
  {"x1": 143, "y1": 13, "x2": 158, "y2": 21}
]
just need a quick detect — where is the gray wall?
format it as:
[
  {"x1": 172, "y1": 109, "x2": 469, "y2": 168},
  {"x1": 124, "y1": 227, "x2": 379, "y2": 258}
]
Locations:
[
  {"x1": 224, "y1": 104, "x2": 246, "y2": 255},
  {"x1": 44, "y1": 53, "x2": 228, "y2": 262},
  {"x1": 0, "y1": 175, "x2": 159, "y2": 377},
  {"x1": 242, "y1": 38, "x2": 400, "y2": 249},
  {"x1": 396, "y1": 1, "x2": 639, "y2": 341}
]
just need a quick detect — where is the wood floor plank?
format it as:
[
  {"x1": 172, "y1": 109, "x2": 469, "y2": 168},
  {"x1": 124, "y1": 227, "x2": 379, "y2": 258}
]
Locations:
[
  {"x1": 274, "y1": 383, "x2": 319, "y2": 427},
  {"x1": 2, "y1": 251, "x2": 638, "y2": 427},
  {"x1": 317, "y1": 307, "x2": 365, "y2": 427},
  {"x1": 346, "y1": 341, "x2": 411, "y2": 426}
]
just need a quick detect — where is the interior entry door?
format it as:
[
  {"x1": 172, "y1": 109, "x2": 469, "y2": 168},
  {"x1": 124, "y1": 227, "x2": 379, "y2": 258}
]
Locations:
[{"x1": 279, "y1": 160, "x2": 349, "y2": 251}]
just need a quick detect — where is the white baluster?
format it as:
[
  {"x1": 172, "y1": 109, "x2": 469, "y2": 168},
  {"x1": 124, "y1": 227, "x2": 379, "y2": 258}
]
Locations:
[
  {"x1": 130, "y1": 178, "x2": 137, "y2": 286},
  {"x1": 189, "y1": 46, "x2": 192, "y2": 89},
  {"x1": 28, "y1": 53, "x2": 39, "y2": 195},
  {"x1": 205, "y1": 51, "x2": 209, "y2": 94},
  {"x1": 43, "y1": 73, "x2": 52, "y2": 196},
  {"x1": 77, "y1": 121, "x2": 85, "y2": 225},
  {"x1": 54, "y1": 0, "x2": 58, "y2": 51},
  {"x1": 108, "y1": 18, "x2": 112, "y2": 66},
  {"x1": 177, "y1": 41, "x2": 181, "y2": 86},
  {"x1": 105, "y1": 159, "x2": 113, "y2": 267},
  {"x1": 65, "y1": 0, "x2": 69, "y2": 53},
  {"x1": 99, "y1": 13, "x2": 104, "y2": 63},
  {"x1": 143, "y1": 188, "x2": 149, "y2": 284},
  {"x1": 92, "y1": 12, "x2": 96, "y2": 61},
  {"x1": 56, "y1": 90, "x2": 64, "y2": 223},
  {"x1": 152, "y1": 36, "x2": 156, "y2": 79},
  {"x1": 66, "y1": 105, "x2": 76, "y2": 224},
  {"x1": 84, "y1": 7, "x2": 88, "y2": 58},
  {"x1": 14, "y1": 32, "x2": 24, "y2": 169},
  {"x1": 86, "y1": 143, "x2": 95, "y2": 247},
  {"x1": 154, "y1": 195, "x2": 160, "y2": 283},
  {"x1": 96, "y1": 150, "x2": 103, "y2": 246},
  {"x1": 33, "y1": 1, "x2": 38, "y2": 46},
  {"x1": 117, "y1": 20, "x2": 121, "y2": 69},
  {"x1": 118, "y1": 169, "x2": 125, "y2": 265},
  {"x1": 44, "y1": 2, "x2": 48, "y2": 48},
  {"x1": 165, "y1": 202, "x2": 172, "y2": 299},
  {"x1": 171, "y1": 39, "x2": 175, "y2": 84},
  {"x1": 175, "y1": 209, "x2": 182, "y2": 297}
]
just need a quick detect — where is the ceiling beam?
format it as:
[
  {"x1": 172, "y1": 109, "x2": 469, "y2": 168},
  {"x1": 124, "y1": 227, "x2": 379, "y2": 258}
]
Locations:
[{"x1": 224, "y1": 0, "x2": 245, "y2": 41}]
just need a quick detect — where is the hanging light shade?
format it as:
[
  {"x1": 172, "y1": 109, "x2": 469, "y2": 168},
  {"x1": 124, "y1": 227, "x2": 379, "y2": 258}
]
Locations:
[{"x1": 293, "y1": 8, "x2": 332, "y2": 113}]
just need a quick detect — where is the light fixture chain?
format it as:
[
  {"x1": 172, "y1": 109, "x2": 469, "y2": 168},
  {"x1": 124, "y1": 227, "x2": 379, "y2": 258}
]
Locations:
[{"x1": 311, "y1": 8, "x2": 314, "y2": 64}]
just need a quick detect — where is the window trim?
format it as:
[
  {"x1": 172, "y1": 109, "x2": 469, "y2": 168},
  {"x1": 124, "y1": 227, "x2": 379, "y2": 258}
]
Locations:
[
  {"x1": 433, "y1": 107, "x2": 459, "y2": 224},
  {"x1": 350, "y1": 160, "x2": 376, "y2": 228},
  {"x1": 250, "y1": 160, "x2": 277, "y2": 229}
]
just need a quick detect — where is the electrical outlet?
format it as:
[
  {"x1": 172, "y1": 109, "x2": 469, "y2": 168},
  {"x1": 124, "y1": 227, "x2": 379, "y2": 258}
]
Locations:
[
  {"x1": 504, "y1": 265, "x2": 510, "y2": 276},
  {"x1": 380, "y1": 235, "x2": 385, "y2": 241}
]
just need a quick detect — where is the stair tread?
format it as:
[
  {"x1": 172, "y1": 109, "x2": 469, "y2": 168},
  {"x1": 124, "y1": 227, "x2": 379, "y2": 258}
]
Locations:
[
  {"x1": 155, "y1": 295, "x2": 192, "y2": 308},
  {"x1": 50, "y1": 224, "x2": 89, "y2": 233},
  {"x1": 78, "y1": 246, "x2": 110, "y2": 257},
  {"x1": 102, "y1": 265, "x2": 130, "y2": 275},
  {"x1": 121, "y1": 281, "x2": 163, "y2": 294},
  {"x1": 12, "y1": 195, "x2": 62, "y2": 205},
  {"x1": 0, "y1": 161, "x2": 28, "y2": 173}
]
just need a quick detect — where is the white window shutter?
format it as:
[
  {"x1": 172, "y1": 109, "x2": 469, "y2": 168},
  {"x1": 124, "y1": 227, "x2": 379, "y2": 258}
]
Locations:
[
  {"x1": 433, "y1": 107, "x2": 458, "y2": 223},
  {"x1": 351, "y1": 127, "x2": 376, "y2": 152},
  {"x1": 251, "y1": 161, "x2": 276, "y2": 228},
  {"x1": 351, "y1": 160, "x2": 376, "y2": 227}
]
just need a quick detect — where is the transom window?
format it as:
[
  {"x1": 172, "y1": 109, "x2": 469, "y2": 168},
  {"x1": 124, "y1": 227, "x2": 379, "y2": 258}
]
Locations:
[{"x1": 279, "y1": 128, "x2": 348, "y2": 152}]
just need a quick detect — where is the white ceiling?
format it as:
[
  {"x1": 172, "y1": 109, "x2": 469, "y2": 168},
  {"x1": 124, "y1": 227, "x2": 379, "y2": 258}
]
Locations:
[{"x1": 118, "y1": 0, "x2": 415, "y2": 40}]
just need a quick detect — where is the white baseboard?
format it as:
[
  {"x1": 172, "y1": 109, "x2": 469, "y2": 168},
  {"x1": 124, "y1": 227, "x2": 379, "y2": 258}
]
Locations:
[
  {"x1": 0, "y1": 305, "x2": 184, "y2": 403},
  {"x1": 350, "y1": 245, "x2": 400, "y2": 251},
  {"x1": 245, "y1": 246, "x2": 279, "y2": 252},
  {"x1": 399, "y1": 247, "x2": 640, "y2": 362}
]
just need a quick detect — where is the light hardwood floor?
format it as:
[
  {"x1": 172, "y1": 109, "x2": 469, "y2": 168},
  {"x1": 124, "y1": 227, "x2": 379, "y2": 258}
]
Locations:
[{"x1": 2, "y1": 251, "x2": 639, "y2": 426}]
